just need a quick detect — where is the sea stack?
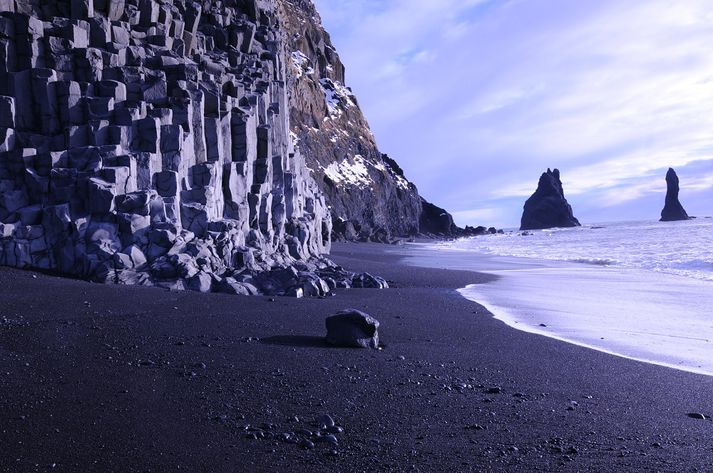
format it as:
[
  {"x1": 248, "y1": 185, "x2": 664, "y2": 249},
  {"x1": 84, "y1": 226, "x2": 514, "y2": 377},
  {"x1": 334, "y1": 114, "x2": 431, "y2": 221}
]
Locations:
[
  {"x1": 660, "y1": 168, "x2": 690, "y2": 221},
  {"x1": 520, "y1": 169, "x2": 581, "y2": 230}
]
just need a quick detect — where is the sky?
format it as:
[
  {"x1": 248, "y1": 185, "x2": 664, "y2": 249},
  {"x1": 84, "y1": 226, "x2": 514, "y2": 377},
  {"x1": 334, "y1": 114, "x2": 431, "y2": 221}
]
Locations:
[{"x1": 312, "y1": 0, "x2": 713, "y2": 228}]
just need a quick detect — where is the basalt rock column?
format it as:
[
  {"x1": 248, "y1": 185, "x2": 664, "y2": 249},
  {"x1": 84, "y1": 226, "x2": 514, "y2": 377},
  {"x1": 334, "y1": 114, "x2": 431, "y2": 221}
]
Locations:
[
  {"x1": 520, "y1": 168, "x2": 580, "y2": 231},
  {"x1": 660, "y1": 168, "x2": 690, "y2": 222},
  {"x1": 0, "y1": 0, "x2": 333, "y2": 295}
]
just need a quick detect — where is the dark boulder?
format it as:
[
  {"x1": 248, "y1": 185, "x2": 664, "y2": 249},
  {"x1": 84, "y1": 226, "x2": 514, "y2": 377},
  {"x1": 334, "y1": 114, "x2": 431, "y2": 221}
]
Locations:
[
  {"x1": 464, "y1": 226, "x2": 487, "y2": 235},
  {"x1": 331, "y1": 218, "x2": 359, "y2": 241},
  {"x1": 419, "y1": 198, "x2": 503, "y2": 237},
  {"x1": 660, "y1": 168, "x2": 690, "y2": 222},
  {"x1": 419, "y1": 198, "x2": 457, "y2": 235},
  {"x1": 351, "y1": 272, "x2": 389, "y2": 289},
  {"x1": 520, "y1": 169, "x2": 581, "y2": 230},
  {"x1": 325, "y1": 309, "x2": 380, "y2": 348}
]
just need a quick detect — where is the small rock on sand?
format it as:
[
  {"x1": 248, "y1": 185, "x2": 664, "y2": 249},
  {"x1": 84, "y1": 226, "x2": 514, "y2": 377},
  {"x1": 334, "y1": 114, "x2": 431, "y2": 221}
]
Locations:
[{"x1": 316, "y1": 414, "x2": 335, "y2": 429}]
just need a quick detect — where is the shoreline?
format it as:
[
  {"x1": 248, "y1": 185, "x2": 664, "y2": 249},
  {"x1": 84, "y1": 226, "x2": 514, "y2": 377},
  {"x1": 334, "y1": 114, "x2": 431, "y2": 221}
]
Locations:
[
  {"x1": 1, "y1": 242, "x2": 712, "y2": 472},
  {"x1": 396, "y1": 240, "x2": 713, "y2": 378}
]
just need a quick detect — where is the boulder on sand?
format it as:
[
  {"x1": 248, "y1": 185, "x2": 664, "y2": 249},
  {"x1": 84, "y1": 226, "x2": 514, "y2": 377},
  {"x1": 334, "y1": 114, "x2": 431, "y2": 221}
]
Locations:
[{"x1": 325, "y1": 309, "x2": 380, "y2": 348}]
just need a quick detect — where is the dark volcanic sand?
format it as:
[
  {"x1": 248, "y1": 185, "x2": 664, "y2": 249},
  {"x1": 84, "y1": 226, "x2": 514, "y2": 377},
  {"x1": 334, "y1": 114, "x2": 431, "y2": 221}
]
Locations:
[{"x1": 1, "y1": 243, "x2": 712, "y2": 472}]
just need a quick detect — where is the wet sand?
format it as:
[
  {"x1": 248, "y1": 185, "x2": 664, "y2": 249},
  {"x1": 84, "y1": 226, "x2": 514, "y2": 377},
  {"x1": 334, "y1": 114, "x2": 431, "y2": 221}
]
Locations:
[{"x1": 0, "y1": 242, "x2": 711, "y2": 472}]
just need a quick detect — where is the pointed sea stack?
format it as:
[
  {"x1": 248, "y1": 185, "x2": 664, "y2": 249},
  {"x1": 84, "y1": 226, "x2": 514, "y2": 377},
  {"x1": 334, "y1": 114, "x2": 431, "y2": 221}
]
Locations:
[
  {"x1": 520, "y1": 169, "x2": 581, "y2": 230},
  {"x1": 660, "y1": 168, "x2": 690, "y2": 221}
]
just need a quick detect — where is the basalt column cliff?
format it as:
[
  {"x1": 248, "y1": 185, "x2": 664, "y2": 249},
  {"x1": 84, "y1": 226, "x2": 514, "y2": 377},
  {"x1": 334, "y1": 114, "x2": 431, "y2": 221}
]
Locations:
[{"x1": 0, "y1": 0, "x2": 344, "y2": 294}]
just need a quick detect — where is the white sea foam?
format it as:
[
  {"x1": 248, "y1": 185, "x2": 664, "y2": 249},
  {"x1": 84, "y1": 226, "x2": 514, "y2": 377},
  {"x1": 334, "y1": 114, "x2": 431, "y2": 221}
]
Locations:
[
  {"x1": 401, "y1": 219, "x2": 713, "y2": 377},
  {"x1": 436, "y1": 219, "x2": 713, "y2": 281}
]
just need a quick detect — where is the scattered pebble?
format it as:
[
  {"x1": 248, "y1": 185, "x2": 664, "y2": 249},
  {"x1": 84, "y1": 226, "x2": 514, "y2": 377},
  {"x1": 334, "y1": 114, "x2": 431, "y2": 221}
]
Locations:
[
  {"x1": 299, "y1": 439, "x2": 315, "y2": 450},
  {"x1": 316, "y1": 414, "x2": 335, "y2": 429},
  {"x1": 318, "y1": 434, "x2": 338, "y2": 446},
  {"x1": 464, "y1": 424, "x2": 484, "y2": 430}
]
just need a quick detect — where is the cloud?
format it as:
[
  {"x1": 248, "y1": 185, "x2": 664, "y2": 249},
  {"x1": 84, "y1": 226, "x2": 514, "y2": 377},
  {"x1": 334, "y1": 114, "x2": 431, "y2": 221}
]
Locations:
[
  {"x1": 451, "y1": 207, "x2": 502, "y2": 224},
  {"x1": 313, "y1": 0, "x2": 713, "y2": 226}
]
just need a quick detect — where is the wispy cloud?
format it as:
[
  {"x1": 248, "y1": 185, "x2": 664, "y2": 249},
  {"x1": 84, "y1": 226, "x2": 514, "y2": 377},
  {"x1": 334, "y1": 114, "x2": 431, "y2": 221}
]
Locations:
[{"x1": 313, "y1": 0, "x2": 713, "y2": 226}]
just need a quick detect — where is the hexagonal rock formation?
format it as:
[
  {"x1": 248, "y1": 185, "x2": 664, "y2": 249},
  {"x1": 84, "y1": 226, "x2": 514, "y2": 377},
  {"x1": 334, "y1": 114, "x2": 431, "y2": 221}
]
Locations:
[
  {"x1": 0, "y1": 0, "x2": 336, "y2": 294},
  {"x1": 660, "y1": 168, "x2": 690, "y2": 222},
  {"x1": 520, "y1": 168, "x2": 581, "y2": 231}
]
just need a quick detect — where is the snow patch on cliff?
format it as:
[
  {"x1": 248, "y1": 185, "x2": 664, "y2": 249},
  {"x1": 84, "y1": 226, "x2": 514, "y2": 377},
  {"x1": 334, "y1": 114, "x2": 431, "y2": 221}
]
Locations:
[
  {"x1": 322, "y1": 155, "x2": 372, "y2": 188},
  {"x1": 367, "y1": 157, "x2": 411, "y2": 190},
  {"x1": 320, "y1": 78, "x2": 355, "y2": 118},
  {"x1": 291, "y1": 51, "x2": 314, "y2": 78},
  {"x1": 393, "y1": 173, "x2": 411, "y2": 190}
]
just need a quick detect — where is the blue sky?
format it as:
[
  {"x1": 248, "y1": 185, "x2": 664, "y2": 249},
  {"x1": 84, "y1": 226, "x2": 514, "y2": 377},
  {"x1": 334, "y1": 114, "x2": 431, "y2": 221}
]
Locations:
[{"x1": 312, "y1": 0, "x2": 713, "y2": 228}]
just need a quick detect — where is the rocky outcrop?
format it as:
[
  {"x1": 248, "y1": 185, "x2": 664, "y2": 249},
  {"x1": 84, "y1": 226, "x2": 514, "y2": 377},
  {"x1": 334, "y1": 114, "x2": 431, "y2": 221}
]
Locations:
[
  {"x1": 420, "y1": 198, "x2": 457, "y2": 236},
  {"x1": 0, "y1": 0, "x2": 348, "y2": 295},
  {"x1": 277, "y1": 1, "x2": 424, "y2": 241},
  {"x1": 520, "y1": 168, "x2": 580, "y2": 230},
  {"x1": 419, "y1": 197, "x2": 501, "y2": 237},
  {"x1": 660, "y1": 168, "x2": 690, "y2": 222}
]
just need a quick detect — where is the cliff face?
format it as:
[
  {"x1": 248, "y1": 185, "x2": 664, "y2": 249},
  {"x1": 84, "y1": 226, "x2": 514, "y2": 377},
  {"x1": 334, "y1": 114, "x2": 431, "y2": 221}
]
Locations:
[
  {"x1": 520, "y1": 168, "x2": 580, "y2": 230},
  {"x1": 0, "y1": 0, "x2": 342, "y2": 294},
  {"x1": 277, "y1": 0, "x2": 423, "y2": 241},
  {"x1": 660, "y1": 167, "x2": 690, "y2": 222},
  {"x1": 0, "y1": 0, "x2": 470, "y2": 296}
]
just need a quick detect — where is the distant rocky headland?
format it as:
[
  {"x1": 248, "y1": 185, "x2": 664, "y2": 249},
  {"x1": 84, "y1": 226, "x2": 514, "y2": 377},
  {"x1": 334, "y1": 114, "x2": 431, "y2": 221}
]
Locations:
[{"x1": 520, "y1": 168, "x2": 580, "y2": 230}]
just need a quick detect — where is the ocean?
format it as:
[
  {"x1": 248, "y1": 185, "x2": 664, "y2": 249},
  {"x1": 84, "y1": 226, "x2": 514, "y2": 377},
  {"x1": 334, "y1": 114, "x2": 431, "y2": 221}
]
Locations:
[{"x1": 402, "y1": 219, "x2": 713, "y2": 376}]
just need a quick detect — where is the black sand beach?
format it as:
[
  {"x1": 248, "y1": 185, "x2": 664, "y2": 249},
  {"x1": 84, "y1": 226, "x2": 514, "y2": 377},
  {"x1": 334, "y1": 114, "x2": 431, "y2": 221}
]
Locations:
[{"x1": 1, "y1": 242, "x2": 711, "y2": 472}]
